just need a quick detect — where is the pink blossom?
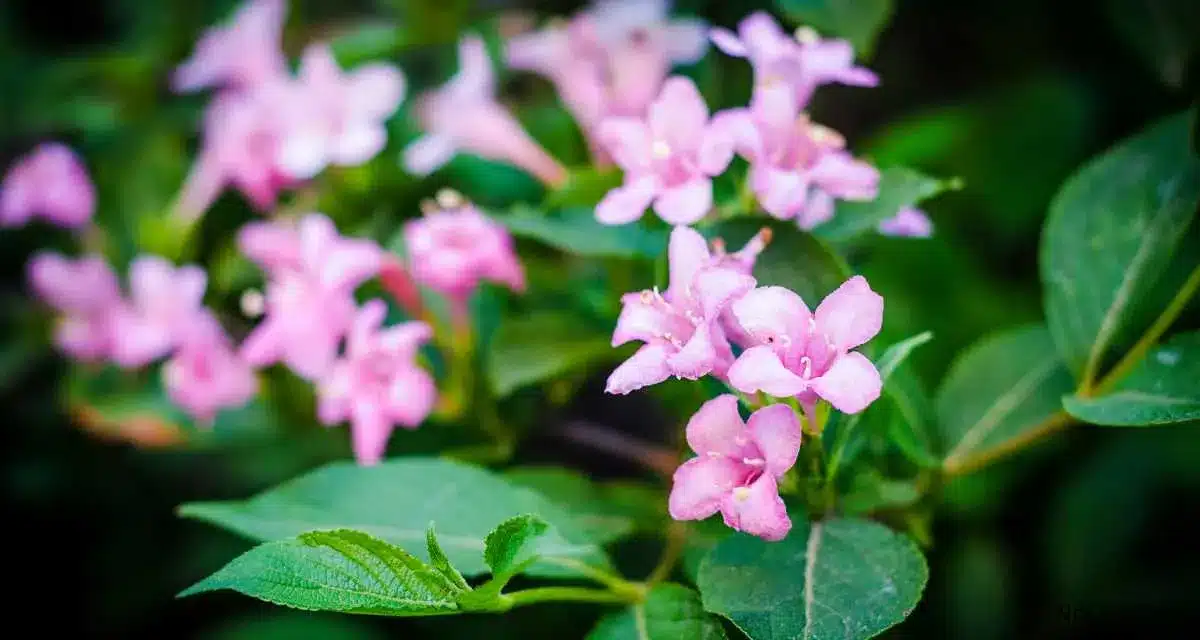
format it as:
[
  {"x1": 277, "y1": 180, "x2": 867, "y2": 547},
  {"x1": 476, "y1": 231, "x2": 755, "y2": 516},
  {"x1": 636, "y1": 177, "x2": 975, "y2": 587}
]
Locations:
[
  {"x1": 402, "y1": 35, "x2": 567, "y2": 187},
  {"x1": 163, "y1": 312, "x2": 258, "y2": 423},
  {"x1": 172, "y1": 0, "x2": 288, "y2": 93},
  {"x1": 108, "y1": 256, "x2": 209, "y2": 368},
  {"x1": 1, "y1": 143, "x2": 95, "y2": 228},
  {"x1": 710, "y1": 11, "x2": 877, "y2": 107},
  {"x1": 238, "y1": 213, "x2": 383, "y2": 380},
  {"x1": 878, "y1": 206, "x2": 933, "y2": 238},
  {"x1": 402, "y1": 203, "x2": 525, "y2": 309},
  {"x1": 317, "y1": 300, "x2": 436, "y2": 466},
  {"x1": 595, "y1": 76, "x2": 734, "y2": 225},
  {"x1": 669, "y1": 395, "x2": 800, "y2": 541},
  {"x1": 727, "y1": 276, "x2": 884, "y2": 414},
  {"x1": 717, "y1": 85, "x2": 879, "y2": 227},
  {"x1": 606, "y1": 226, "x2": 755, "y2": 394},
  {"x1": 27, "y1": 252, "x2": 121, "y2": 361},
  {"x1": 275, "y1": 44, "x2": 406, "y2": 179}
]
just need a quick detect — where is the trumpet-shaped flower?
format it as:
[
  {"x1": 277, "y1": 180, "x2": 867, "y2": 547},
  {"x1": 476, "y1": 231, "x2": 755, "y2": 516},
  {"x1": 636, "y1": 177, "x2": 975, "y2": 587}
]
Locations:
[
  {"x1": 402, "y1": 203, "x2": 525, "y2": 310},
  {"x1": 238, "y1": 213, "x2": 382, "y2": 379},
  {"x1": 728, "y1": 276, "x2": 884, "y2": 414},
  {"x1": 606, "y1": 226, "x2": 755, "y2": 394},
  {"x1": 163, "y1": 312, "x2": 259, "y2": 423},
  {"x1": 317, "y1": 300, "x2": 436, "y2": 466},
  {"x1": 1, "y1": 143, "x2": 95, "y2": 228},
  {"x1": 27, "y1": 253, "x2": 121, "y2": 361},
  {"x1": 172, "y1": 0, "x2": 287, "y2": 93},
  {"x1": 108, "y1": 256, "x2": 209, "y2": 368},
  {"x1": 669, "y1": 395, "x2": 800, "y2": 541},
  {"x1": 403, "y1": 35, "x2": 567, "y2": 187},
  {"x1": 595, "y1": 76, "x2": 734, "y2": 225}
]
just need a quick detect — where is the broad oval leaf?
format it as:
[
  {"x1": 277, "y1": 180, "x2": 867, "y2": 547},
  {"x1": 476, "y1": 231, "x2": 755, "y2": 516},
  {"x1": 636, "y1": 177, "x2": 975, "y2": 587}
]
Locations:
[
  {"x1": 814, "y1": 167, "x2": 959, "y2": 243},
  {"x1": 180, "y1": 529, "x2": 463, "y2": 616},
  {"x1": 1063, "y1": 330, "x2": 1200, "y2": 426},
  {"x1": 710, "y1": 220, "x2": 851, "y2": 305},
  {"x1": 1041, "y1": 111, "x2": 1200, "y2": 384},
  {"x1": 505, "y1": 467, "x2": 647, "y2": 542},
  {"x1": 697, "y1": 517, "x2": 928, "y2": 640},
  {"x1": 486, "y1": 310, "x2": 614, "y2": 397},
  {"x1": 499, "y1": 206, "x2": 668, "y2": 259},
  {"x1": 937, "y1": 325, "x2": 1075, "y2": 474},
  {"x1": 178, "y1": 458, "x2": 609, "y2": 578},
  {"x1": 775, "y1": 0, "x2": 894, "y2": 59},
  {"x1": 587, "y1": 584, "x2": 728, "y2": 640}
]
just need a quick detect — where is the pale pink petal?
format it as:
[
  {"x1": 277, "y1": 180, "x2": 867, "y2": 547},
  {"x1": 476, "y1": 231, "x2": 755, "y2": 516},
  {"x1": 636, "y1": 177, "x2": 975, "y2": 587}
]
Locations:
[
  {"x1": 0, "y1": 163, "x2": 35, "y2": 226},
  {"x1": 810, "y1": 152, "x2": 879, "y2": 201},
  {"x1": 878, "y1": 207, "x2": 933, "y2": 238},
  {"x1": 330, "y1": 123, "x2": 388, "y2": 168},
  {"x1": 730, "y1": 286, "x2": 812, "y2": 348},
  {"x1": 668, "y1": 456, "x2": 747, "y2": 521},
  {"x1": 692, "y1": 267, "x2": 756, "y2": 320},
  {"x1": 653, "y1": 178, "x2": 711, "y2": 225},
  {"x1": 597, "y1": 177, "x2": 658, "y2": 225},
  {"x1": 811, "y1": 351, "x2": 882, "y2": 414},
  {"x1": 667, "y1": 321, "x2": 717, "y2": 379},
  {"x1": 709, "y1": 27, "x2": 748, "y2": 57},
  {"x1": 347, "y1": 64, "x2": 406, "y2": 119},
  {"x1": 745, "y1": 404, "x2": 801, "y2": 477},
  {"x1": 709, "y1": 108, "x2": 761, "y2": 161},
  {"x1": 751, "y1": 165, "x2": 806, "y2": 220},
  {"x1": 727, "y1": 345, "x2": 808, "y2": 397},
  {"x1": 239, "y1": 319, "x2": 283, "y2": 367},
  {"x1": 605, "y1": 343, "x2": 673, "y2": 394},
  {"x1": 750, "y1": 83, "x2": 798, "y2": 132},
  {"x1": 797, "y1": 190, "x2": 835, "y2": 230},
  {"x1": 663, "y1": 19, "x2": 709, "y2": 63},
  {"x1": 348, "y1": 300, "x2": 388, "y2": 354},
  {"x1": 813, "y1": 275, "x2": 883, "y2": 352},
  {"x1": 505, "y1": 27, "x2": 569, "y2": 76},
  {"x1": 108, "y1": 307, "x2": 175, "y2": 368},
  {"x1": 666, "y1": 225, "x2": 712, "y2": 300},
  {"x1": 350, "y1": 399, "x2": 392, "y2": 466},
  {"x1": 598, "y1": 118, "x2": 653, "y2": 173},
  {"x1": 377, "y1": 321, "x2": 433, "y2": 359},
  {"x1": 402, "y1": 134, "x2": 458, "y2": 175},
  {"x1": 277, "y1": 129, "x2": 331, "y2": 180},
  {"x1": 685, "y1": 394, "x2": 747, "y2": 457},
  {"x1": 697, "y1": 123, "x2": 735, "y2": 176},
  {"x1": 719, "y1": 473, "x2": 790, "y2": 541},
  {"x1": 238, "y1": 220, "x2": 301, "y2": 270},
  {"x1": 611, "y1": 294, "x2": 673, "y2": 347},
  {"x1": 648, "y1": 77, "x2": 708, "y2": 151},
  {"x1": 27, "y1": 253, "x2": 120, "y2": 312},
  {"x1": 320, "y1": 240, "x2": 382, "y2": 291},
  {"x1": 386, "y1": 366, "x2": 436, "y2": 427}
]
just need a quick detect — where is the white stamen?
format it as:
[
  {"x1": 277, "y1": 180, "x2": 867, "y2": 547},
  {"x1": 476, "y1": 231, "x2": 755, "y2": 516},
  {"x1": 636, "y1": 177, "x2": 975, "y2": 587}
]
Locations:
[
  {"x1": 732, "y1": 486, "x2": 752, "y2": 502},
  {"x1": 240, "y1": 289, "x2": 265, "y2": 318},
  {"x1": 742, "y1": 457, "x2": 766, "y2": 467},
  {"x1": 795, "y1": 26, "x2": 819, "y2": 44},
  {"x1": 652, "y1": 140, "x2": 671, "y2": 159},
  {"x1": 435, "y1": 188, "x2": 464, "y2": 209}
]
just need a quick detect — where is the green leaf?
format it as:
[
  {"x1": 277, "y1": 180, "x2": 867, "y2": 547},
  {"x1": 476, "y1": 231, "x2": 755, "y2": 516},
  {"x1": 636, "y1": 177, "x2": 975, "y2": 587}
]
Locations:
[
  {"x1": 775, "y1": 0, "x2": 895, "y2": 58},
  {"x1": 587, "y1": 584, "x2": 728, "y2": 640},
  {"x1": 1105, "y1": 0, "x2": 1200, "y2": 89},
  {"x1": 710, "y1": 220, "x2": 851, "y2": 304},
  {"x1": 1063, "y1": 330, "x2": 1200, "y2": 426},
  {"x1": 1041, "y1": 111, "x2": 1200, "y2": 384},
  {"x1": 499, "y1": 206, "x2": 668, "y2": 259},
  {"x1": 330, "y1": 22, "x2": 408, "y2": 67},
  {"x1": 937, "y1": 325, "x2": 1075, "y2": 473},
  {"x1": 487, "y1": 310, "x2": 614, "y2": 397},
  {"x1": 180, "y1": 529, "x2": 463, "y2": 616},
  {"x1": 426, "y1": 524, "x2": 469, "y2": 591},
  {"x1": 697, "y1": 517, "x2": 928, "y2": 640},
  {"x1": 886, "y1": 366, "x2": 941, "y2": 468},
  {"x1": 840, "y1": 469, "x2": 922, "y2": 515},
  {"x1": 504, "y1": 467, "x2": 647, "y2": 542},
  {"x1": 484, "y1": 515, "x2": 551, "y2": 579},
  {"x1": 179, "y1": 458, "x2": 610, "y2": 578},
  {"x1": 545, "y1": 169, "x2": 624, "y2": 209},
  {"x1": 814, "y1": 167, "x2": 959, "y2": 243}
]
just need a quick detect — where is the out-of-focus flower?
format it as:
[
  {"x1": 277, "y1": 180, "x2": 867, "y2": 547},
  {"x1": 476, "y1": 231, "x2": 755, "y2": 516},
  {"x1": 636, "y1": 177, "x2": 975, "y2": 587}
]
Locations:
[
  {"x1": 595, "y1": 77, "x2": 734, "y2": 225},
  {"x1": 710, "y1": 11, "x2": 877, "y2": 107},
  {"x1": 276, "y1": 44, "x2": 406, "y2": 179},
  {"x1": 606, "y1": 226, "x2": 755, "y2": 394},
  {"x1": 728, "y1": 276, "x2": 884, "y2": 414},
  {"x1": 718, "y1": 85, "x2": 878, "y2": 228},
  {"x1": 317, "y1": 300, "x2": 435, "y2": 466},
  {"x1": 878, "y1": 206, "x2": 934, "y2": 238},
  {"x1": 27, "y1": 252, "x2": 121, "y2": 361},
  {"x1": 402, "y1": 200, "x2": 525, "y2": 310},
  {"x1": 163, "y1": 312, "x2": 259, "y2": 423},
  {"x1": 172, "y1": 0, "x2": 288, "y2": 93},
  {"x1": 108, "y1": 256, "x2": 209, "y2": 368},
  {"x1": 402, "y1": 35, "x2": 567, "y2": 187},
  {"x1": 1, "y1": 143, "x2": 95, "y2": 229},
  {"x1": 669, "y1": 395, "x2": 800, "y2": 541},
  {"x1": 238, "y1": 213, "x2": 382, "y2": 379}
]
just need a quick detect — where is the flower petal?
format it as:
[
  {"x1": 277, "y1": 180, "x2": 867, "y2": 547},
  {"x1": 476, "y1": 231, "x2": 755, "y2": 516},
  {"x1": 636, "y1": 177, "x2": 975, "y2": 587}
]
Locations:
[
  {"x1": 402, "y1": 134, "x2": 457, "y2": 176},
  {"x1": 597, "y1": 118, "x2": 652, "y2": 172},
  {"x1": 648, "y1": 77, "x2": 709, "y2": 151},
  {"x1": 347, "y1": 63, "x2": 406, "y2": 119},
  {"x1": 692, "y1": 266, "x2": 756, "y2": 320},
  {"x1": 709, "y1": 27, "x2": 748, "y2": 57},
  {"x1": 813, "y1": 275, "x2": 883, "y2": 351},
  {"x1": 719, "y1": 473, "x2": 791, "y2": 541},
  {"x1": 751, "y1": 164, "x2": 806, "y2": 220},
  {"x1": 727, "y1": 345, "x2": 808, "y2": 397},
  {"x1": 745, "y1": 403, "x2": 802, "y2": 477},
  {"x1": 811, "y1": 351, "x2": 882, "y2": 414},
  {"x1": 668, "y1": 456, "x2": 747, "y2": 521},
  {"x1": 596, "y1": 177, "x2": 658, "y2": 225},
  {"x1": 666, "y1": 225, "x2": 712, "y2": 300},
  {"x1": 730, "y1": 285, "x2": 812, "y2": 348},
  {"x1": 878, "y1": 206, "x2": 933, "y2": 238},
  {"x1": 653, "y1": 178, "x2": 711, "y2": 225},
  {"x1": 611, "y1": 293, "x2": 673, "y2": 347},
  {"x1": 663, "y1": 19, "x2": 709, "y2": 63},
  {"x1": 386, "y1": 366, "x2": 436, "y2": 428},
  {"x1": 605, "y1": 343, "x2": 672, "y2": 394},
  {"x1": 685, "y1": 394, "x2": 747, "y2": 457},
  {"x1": 350, "y1": 399, "x2": 392, "y2": 466},
  {"x1": 667, "y1": 321, "x2": 718, "y2": 379}
]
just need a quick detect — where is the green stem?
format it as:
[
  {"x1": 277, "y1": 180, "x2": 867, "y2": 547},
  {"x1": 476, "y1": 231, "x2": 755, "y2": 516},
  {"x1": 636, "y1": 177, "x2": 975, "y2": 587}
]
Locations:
[
  {"x1": 645, "y1": 522, "x2": 688, "y2": 585},
  {"x1": 500, "y1": 586, "x2": 637, "y2": 609},
  {"x1": 540, "y1": 558, "x2": 645, "y2": 600},
  {"x1": 1091, "y1": 262, "x2": 1200, "y2": 396}
]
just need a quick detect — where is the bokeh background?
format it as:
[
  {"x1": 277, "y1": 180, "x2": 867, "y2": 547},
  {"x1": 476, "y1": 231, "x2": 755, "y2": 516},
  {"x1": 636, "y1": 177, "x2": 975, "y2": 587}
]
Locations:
[{"x1": 2, "y1": 0, "x2": 1198, "y2": 637}]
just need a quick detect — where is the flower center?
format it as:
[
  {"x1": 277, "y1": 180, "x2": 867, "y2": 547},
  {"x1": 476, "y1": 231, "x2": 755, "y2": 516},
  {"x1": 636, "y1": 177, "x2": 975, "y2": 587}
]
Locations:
[{"x1": 651, "y1": 139, "x2": 671, "y2": 159}]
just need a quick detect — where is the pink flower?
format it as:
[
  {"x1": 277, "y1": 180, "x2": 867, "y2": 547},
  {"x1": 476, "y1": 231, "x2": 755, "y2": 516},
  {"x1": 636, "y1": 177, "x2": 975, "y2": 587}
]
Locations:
[
  {"x1": 317, "y1": 300, "x2": 436, "y2": 466},
  {"x1": 727, "y1": 276, "x2": 884, "y2": 414},
  {"x1": 108, "y1": 256, "x2": 209, "y2": 368},
  {"x1": 606, "y1": 226, "x2": 755, "y2": 394},
  {"x1": 717, "y1": 85, "x2": 879, "y2": 227},
  {"x1": 402, "y1": 203, "x2": 525, "y2": 310},
  {"x1": 878, "y1": 206, "x2": 933, "y2": 238},
  {"x1": 27, "y1": 252, "x2": 121, "y2": 361},
  {"x1": 275, "y1": 44, "x2": 406, "y2": 179},
  {"x1": 402, "y1": 35, "x2": 567, "y2": 187},
  {"x1": 172, "y1": 0, "x2": 288, "y2": 93},
  {"x1": 595, "y1": 77, "x2": 734, "y2": 225},
  {"x1": 710, "y1": 12, "x2": 877, "y2": 107},
  {"x1": 163, "y1": 312, "x2": 258, "y2": 423},
  {"x1": 238, "y1": 213, "x2": 382, "y2": 380},
  {"x1": 669, "y1": 395, "x2": 800, "y2": 541},
  {"x1": 1, "y1": 143, "x2": 95, "y2": 228}
]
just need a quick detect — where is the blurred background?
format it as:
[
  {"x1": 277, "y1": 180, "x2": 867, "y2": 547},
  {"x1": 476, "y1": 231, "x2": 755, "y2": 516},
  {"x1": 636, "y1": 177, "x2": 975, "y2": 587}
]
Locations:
[{"x1": 2, "y1": 0, "x2": 1199, "y2": 637}]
